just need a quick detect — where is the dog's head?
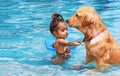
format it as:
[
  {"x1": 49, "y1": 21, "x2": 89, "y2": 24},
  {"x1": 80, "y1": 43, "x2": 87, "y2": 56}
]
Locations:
[{"x1": 67, "y1": 6, "x2": 105, "y2": 34}]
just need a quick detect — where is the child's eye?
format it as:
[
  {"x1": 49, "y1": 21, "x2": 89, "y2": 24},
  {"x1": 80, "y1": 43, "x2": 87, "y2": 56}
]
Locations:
[
  {"x1": 62, "y1": 29, "x2": 65, "y2": 32},
  {"x1": 61, "y1": 28, "x2": 67, "y2": 32}
]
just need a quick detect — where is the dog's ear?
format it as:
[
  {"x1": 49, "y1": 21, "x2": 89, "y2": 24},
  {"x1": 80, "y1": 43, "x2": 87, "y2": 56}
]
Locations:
[{"x1": 82, "y1": 13, "x2": 95, "y2": 26}]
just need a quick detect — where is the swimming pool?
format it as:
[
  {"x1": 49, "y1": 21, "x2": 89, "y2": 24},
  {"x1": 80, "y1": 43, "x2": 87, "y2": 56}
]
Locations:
[{"x1": 0, "y1": 0, "x2": 120, "y2": 76}]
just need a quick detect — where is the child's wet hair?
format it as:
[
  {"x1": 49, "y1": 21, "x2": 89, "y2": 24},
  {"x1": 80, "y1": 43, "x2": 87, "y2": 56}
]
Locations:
[{"x1": 50, "y1": 13, "x2": 64, "y2": 35}]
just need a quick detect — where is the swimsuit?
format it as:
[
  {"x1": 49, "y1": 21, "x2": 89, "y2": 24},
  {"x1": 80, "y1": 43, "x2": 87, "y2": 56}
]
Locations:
[
  {"x1": 52, "y1": 47, "x2": 71, "y2": 65},
  {"x1": 56, "y1": 47, "x2": 71, "y2": 59}
]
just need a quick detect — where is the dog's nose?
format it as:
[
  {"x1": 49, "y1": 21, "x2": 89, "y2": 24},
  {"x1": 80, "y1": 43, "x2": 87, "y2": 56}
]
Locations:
[{"x1": 66, "y1": 20, "x2": 68, "y2": 23}]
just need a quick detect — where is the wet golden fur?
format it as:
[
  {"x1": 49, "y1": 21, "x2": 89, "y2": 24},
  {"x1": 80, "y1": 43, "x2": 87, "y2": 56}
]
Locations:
[{"x1": 67, "y1": 6, "x2": 120, "y2": 71}]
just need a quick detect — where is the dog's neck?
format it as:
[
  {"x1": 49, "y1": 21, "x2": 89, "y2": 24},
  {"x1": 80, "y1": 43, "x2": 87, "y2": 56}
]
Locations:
[{"x1": 84, "y1": 29, "x2": 105, "y2": 44}]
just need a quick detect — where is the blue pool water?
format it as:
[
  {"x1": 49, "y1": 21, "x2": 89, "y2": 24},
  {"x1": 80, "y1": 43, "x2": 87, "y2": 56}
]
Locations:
[{"x1": 0, "y1": 0, "x2": 120, "y2": 76}]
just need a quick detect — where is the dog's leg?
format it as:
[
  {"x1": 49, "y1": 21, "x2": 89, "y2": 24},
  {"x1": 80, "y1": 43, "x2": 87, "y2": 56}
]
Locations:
[
  {"x1": 97, "y1": 56, "x2": 110, "y2": 72},
  {"x1": 85, "y1": 57, "x2": 92, "y2": 64},
  {"x1": 84, "y1": 60, "x2": 110, "y2": 73},
  {"x1": 84, "y1": 52, "x2": 93, "y2": 64},
  {"x1": 72, "y1": 52, "x2": 93, "y2": 70},
  {"x1": 97, "y1": 63, "x2": 110, "y2": 72}
]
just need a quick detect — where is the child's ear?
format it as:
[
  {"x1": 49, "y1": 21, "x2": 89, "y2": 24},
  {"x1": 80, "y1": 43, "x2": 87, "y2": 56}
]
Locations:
[{"x1": 53, "y1": 31, "x2": 58, "y2": 37}]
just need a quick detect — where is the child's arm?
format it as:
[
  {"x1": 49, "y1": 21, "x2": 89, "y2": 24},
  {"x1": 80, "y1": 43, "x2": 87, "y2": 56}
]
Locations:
[{"x1": 58, "y1": 39, "x2": 81, "y2": 46}]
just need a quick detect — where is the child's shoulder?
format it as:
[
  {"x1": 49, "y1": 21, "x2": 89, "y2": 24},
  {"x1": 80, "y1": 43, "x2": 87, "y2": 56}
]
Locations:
[
  {"x1": 56, "y1": 39, "x2": 68, "y2": 44},
  {"x1": 56, "y1": 39, "x2": 65, "y2": 42}
]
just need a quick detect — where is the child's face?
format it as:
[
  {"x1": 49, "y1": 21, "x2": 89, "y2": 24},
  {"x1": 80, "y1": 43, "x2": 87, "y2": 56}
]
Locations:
[{"x1": 54, "y1": 22, "x2": 68, "y2": 39}]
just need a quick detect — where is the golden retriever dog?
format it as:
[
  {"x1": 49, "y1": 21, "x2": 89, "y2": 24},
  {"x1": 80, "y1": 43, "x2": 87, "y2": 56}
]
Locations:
[{"x1": 66, "y1": 6, "x2": 120, "y2": 71}]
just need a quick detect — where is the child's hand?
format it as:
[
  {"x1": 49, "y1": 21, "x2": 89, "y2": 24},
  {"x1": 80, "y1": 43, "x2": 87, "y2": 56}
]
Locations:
[{"x1": 73, "y1": 40, "x2": 81, "y2": 46}]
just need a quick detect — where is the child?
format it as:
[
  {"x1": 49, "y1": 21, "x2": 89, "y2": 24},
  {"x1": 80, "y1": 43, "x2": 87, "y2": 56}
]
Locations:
[{"x1": 49, "y1": 13, "x2": 81, "y2": 65}]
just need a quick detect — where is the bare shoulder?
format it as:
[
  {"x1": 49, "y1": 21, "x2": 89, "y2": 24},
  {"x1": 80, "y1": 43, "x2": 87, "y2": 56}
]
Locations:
[
  {"x1": 58, "y1": 39, "x2": 69, "y2": 44},
  {"x1": 57, "y1": 39, "x2": 65, "y2": 42}
]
